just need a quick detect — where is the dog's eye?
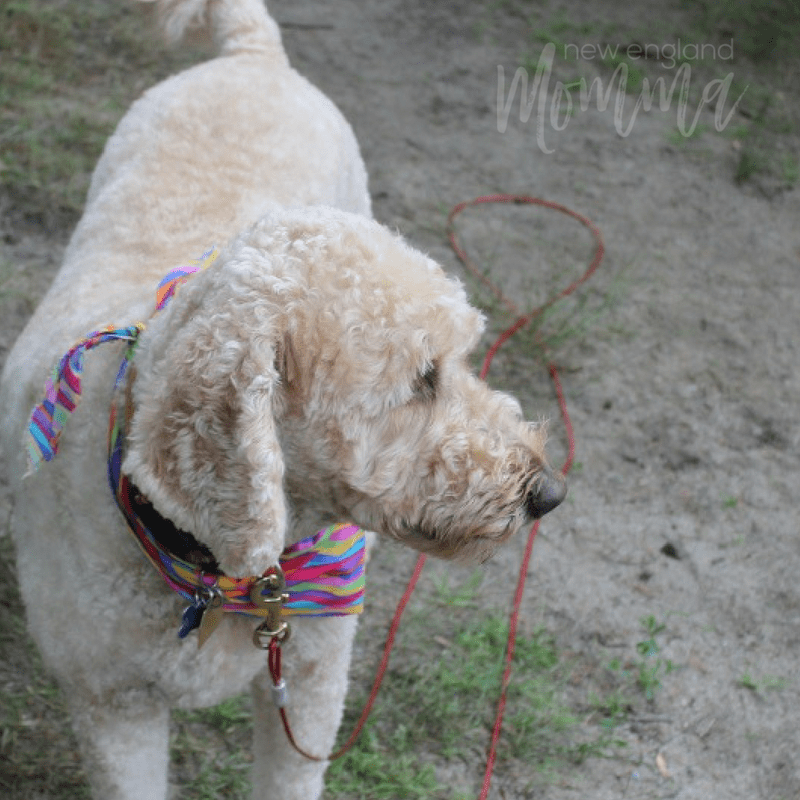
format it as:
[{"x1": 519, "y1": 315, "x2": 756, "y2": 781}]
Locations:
[{"x1": 412, "y1": 362, "x2": 438, "y2": 401}]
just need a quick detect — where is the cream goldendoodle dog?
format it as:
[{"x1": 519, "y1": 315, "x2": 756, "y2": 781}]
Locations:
[{"x1": 0, "y1": 1, "x2": 566, "y2": 798}]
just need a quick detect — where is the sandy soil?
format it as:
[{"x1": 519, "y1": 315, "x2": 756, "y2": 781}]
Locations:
[{"x1": 1, "y1": 1, "x2": 798, "y2": 798}]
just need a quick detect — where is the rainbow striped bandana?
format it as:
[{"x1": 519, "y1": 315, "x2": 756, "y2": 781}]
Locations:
[{"x1": 25, "y1": 249, "x2": 366, "y2": 641}]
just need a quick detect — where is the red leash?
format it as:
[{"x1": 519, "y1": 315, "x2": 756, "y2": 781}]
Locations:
[
  {"x1": 448, "y1": 195, "x2": 603, "y2": 799},
  {"x1": 271, "y1": 195, "x2": 604, "y2": 792},
  {"x1": 477, "y1": 364, "x2": 576, "y2": 800}
]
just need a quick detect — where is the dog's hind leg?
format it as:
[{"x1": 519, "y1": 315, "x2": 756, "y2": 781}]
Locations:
[
  {"x1": 66, "y1": 696, "x2": 171, "y2": 800},
  {"x1": 250, "y1": 615, "x2": 359, "y2": 800}
]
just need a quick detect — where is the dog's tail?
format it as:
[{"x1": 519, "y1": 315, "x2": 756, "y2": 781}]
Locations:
[{"x1": 136, "y1": 0, "x2": 282, "y2": 56}]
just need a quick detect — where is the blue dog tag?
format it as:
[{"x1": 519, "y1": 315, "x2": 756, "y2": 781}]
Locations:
[{"x1": 178, "y1": 598, "x2": 205, "y2": 639}]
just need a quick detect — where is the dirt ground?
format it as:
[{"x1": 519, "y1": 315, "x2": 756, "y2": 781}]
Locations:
[{"x1": 2, "y1": 1, "x2": 799, "y2": 798}]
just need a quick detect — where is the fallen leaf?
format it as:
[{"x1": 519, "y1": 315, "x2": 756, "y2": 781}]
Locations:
[{"x1": 656, "y1": 752, "x2": 671, "y2": 778}]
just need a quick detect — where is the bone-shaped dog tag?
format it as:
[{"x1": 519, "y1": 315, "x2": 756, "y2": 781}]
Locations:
[{"x1": 197, "y1": 590, "x2": 224, "y2": 649}]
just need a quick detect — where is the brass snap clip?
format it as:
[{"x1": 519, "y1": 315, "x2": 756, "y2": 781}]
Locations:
[{"x1": 251, "y1": 566, "x2": 290, "y2": 649}]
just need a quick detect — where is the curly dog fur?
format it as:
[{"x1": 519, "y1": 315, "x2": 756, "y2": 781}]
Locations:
[{"x1": 0, "y1": 1, "x2": 566, "y2": 798}]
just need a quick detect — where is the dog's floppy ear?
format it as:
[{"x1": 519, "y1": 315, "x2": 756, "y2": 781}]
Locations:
[{"x1": 122, "y1": 265, "x2": 292, "y2": 577}]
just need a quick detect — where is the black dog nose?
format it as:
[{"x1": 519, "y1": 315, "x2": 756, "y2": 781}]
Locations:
[{"x1": 525, "y1": 468, "x2": 567, "y2": 519}]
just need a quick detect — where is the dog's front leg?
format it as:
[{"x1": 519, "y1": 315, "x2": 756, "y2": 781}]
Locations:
[
  {"x1": 65, "y1": 692, "x2": 171, "y2": 800},
  {"x1": 250, "y1": 615, "x2": 359, "y2": 800}
]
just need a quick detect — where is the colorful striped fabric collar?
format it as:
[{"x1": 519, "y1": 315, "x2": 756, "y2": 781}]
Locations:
[
  {"x1": 26, "y1": 248, "x2": 366, "y2": 637},
  {"x1": 109, "y1": 388, "x2": 365, "y2": 623}
]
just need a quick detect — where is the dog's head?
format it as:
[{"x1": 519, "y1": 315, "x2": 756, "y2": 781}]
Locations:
[{"x1": 124, "y1": 208, "x2": 565, "y2": 575}]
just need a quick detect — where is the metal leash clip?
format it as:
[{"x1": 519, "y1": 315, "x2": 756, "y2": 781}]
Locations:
[{"x1": 251, "y1": 566, "x2": 290, "y2": 649}]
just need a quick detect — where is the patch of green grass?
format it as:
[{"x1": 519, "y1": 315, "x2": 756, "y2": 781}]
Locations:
[
  {"x1": 719, "y1": 534, "x2": 746, "y2": 549},
  {"x1": 172, "y1": 697, "x2": 253, "y2": 800},
  {"x1": 327, "y1": 611, "x2": 621, "y2": 799},
  {"x1": 680, "y1": 0, "x2": 800, "y2": 61},
  {"x1": 325, "y1": 724, "x2": 443, "y2": 800},
  {"x1": 384, "y1": 617, "x2": 516, "y2": 757},
  {"x1": 724, "y1": 122, "x2": 751, "y2": 142},
  {"x1": 529, "y1": 26, "x2": 576, "y2": 61},
  {"x1": 180, "y1": 696, "x2": 253, "y2": 735},
  {"x1": 172, "y1": 748, "x2": 251, "y2": 800},
  {"x1": 432, "y1": 568, "x2": 485, "y2": 608},
  {"x1": 598, "y1": 53, "x2": 646, "y2": 95}
]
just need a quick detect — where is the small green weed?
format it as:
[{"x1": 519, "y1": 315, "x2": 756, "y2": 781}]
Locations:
[
  {"x1": 739, "y1": 671, "x2": 788, "y2": 693},
  {"x1": 592, "y1": 615, "x2": 676, "y2": 715},
  {"x1": 782, "y1": 156, "x2": 799, "y2": 187},
  {"x1": 739, "y1": 671, "x2": 759, "y2": 691},
  {"x1": 667, "y1": 123, "x2": 710, "y2": 146},
  {"x1": 512, "y1": 265, "x2": 631, "y2": 366},
  {"x1": 635, "y1": 615, "x2": 674, "y2": 701},
  {"x1": 599, "y1": 54, "x2": 645, "y2": 95},
  {"x1": 735, "y1": 148, "x2": 768, "y2": 184},
  {"x1": 719, "y1": 534, "x2": 746, "y2": 549},
  {"x1": 588, "y1": 686, "x2": 633, "y2": 729}
]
